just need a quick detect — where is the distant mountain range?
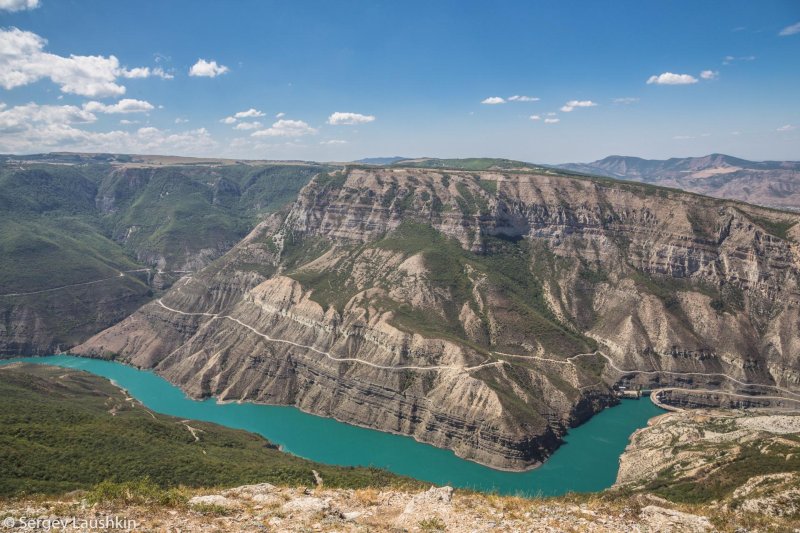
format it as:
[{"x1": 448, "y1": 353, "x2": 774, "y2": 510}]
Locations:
[
  {"x1": 354, "y1": 156, "x2": 409, "y2": 165},
  {"x1": 559, "y1": 154, "x2": 800, "y2": 211}
]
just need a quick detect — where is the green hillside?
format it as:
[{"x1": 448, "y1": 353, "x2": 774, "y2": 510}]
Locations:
[
  {"x1": 0, "y1": 159, "x2": 326, "y2": 355},
  {"x1": 0, "y1": 363, "x2": 415, "y2": 496}
]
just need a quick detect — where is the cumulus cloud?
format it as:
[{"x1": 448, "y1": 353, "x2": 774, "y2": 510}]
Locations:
[
  {"x1": 275, "y1": 112, "x2": 285, "y2": 118},
  {"x1": 508, "y1": 95, "x2": 539, "y2": 102},
  {"x1": 320, "y1": 139, "x2": 347, "y2": 145},
  {"x1": 544, "y1": 118, "x2": 560, "y2": 124},
  {"x1": 119, "y1": 119, "x2": 138, "y2": 125},
  {"x1": 529, "y1": 115, "x2": 541, "y2": 121},
  {"x1": 84, "y1": 99, "x2": 154, "y2": 114},
  {"x1": 251, "y1": 119, "x2": 317, "y2": 137},
  {"x1": 120, "y1": 67, "x2": 151, "y2": 79},
  {"x1": 327, "y1": 112, "x2": 375, "y2": 125},
  {"x1": 777, "y1": 124, "x2": 796, "y2": 132},
  {"x1": 233, "y1": 121, "x2": 261, "y2": 130},
  {"x1": 234, "y1": 108, "x2": 264, "y2": 118},
  {"x1": 0, "y1": 27, "x2": 141, "y2": 97},
  {"x1": 646, "y1": 72, "x2": 698, "y2": 85},
  {"x1": 560, "y1": 100, "x2": 597, "y2": 112},
  {"x1": 613, "y1": 97, "x2": 639, "y2": 104},
  {"x1": 779, "y1": 22, "x2": 800, "y2": 36},
  {"x1": 121, "y1": 66, "x2": 174, "y2": 80},
  {"x1": 481, "y1": 96, "x2": 505, "y2": 105},
  {"x1": 221, "y1": 109, "x2": 266, "y2": 125},
  {"x1": 0, "y1": 102, "x2": 96, "y2": 133},
  {"x1": 0, "y1": 101, "x2": 216, "y2": 155},
  {"x1": 174, "y1": 117, "x2": 188, "y2": 124},
  {"x1": 0, "y1": 0, "x2": 39, "y2": 11},
  {"x1": 700, "y1": 70, "x2": 718, "y2": 80},
  {"x1": 188, "y1": 59, "x2": 229, "y2": 77}
]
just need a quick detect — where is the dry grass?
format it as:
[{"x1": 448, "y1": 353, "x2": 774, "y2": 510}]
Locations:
[{"x1": 352, "y1": 487, "x2": 381, "y2": 506}]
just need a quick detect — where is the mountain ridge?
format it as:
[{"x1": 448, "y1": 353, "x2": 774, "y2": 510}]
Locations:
[{"x1": 559, "y1": 153, "x2": 800, "y2": 211}]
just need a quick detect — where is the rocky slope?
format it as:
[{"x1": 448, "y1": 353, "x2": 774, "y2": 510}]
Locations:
[
  {"x1": 560, "y1": 154, "x2": 800, "y2": 211},
  {"x1": 616, "y1": 408, "x2": 800, "y2": 517},
  {"x1": 75, "y1": 164, "x2": 800, "y2": 470}
]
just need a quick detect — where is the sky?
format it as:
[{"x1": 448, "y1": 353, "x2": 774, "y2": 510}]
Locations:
[{"x1": 0, "y1": 0, "x2": 798, "y2": 163}]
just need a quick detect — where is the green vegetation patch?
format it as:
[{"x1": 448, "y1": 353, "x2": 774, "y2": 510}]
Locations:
[
  {"x1": 0, "y1": 364, "x2": 418, "y2": 497},
  {"x1": 747, "y1": 214, "x2": 797, "y2": 241},
  {"x1": 645, "y1": 442, "x2": 800, "y2": 504}
]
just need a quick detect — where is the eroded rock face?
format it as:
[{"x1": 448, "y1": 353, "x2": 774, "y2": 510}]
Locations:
[{"x1": 75, "y1": 167, "x2": 800, "y2": 470}]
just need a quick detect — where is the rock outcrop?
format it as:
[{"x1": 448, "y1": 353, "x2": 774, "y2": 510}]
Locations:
[{"x1": 75, "y1": 165, "x2": 800, "y2": 470}]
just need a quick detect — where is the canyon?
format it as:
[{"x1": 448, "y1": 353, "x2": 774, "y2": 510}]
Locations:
[{"x1": 71, "y1": 162, "x2": 800, "y2": 470}]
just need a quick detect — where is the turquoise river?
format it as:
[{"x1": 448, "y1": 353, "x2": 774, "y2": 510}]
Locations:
[{"x1": 1, "y1": 355, "x2": 664, "y2": 496}]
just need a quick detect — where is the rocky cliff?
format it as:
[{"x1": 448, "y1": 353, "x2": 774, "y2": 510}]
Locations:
[{"x1": 75, "y1": 165, "x2": 800, "y2": 470}]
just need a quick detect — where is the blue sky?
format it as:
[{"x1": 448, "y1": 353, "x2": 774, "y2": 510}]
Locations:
[{"x1": 0, "y1": 0, "x2": 798, "y2": 162}]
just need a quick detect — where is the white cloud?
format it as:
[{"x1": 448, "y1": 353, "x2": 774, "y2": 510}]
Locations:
[
  {"x1": 529, "y1": 115, "x2": 541, "y2": 121},
  {"x1": 481, "y1": 96, "x2": 505, "y2": 105},
  {"x1": 0, "y1": 0, "x2": 39, "y2": 11},
  {"x1": 508, "y1": 95, "x2": 539, "y2": 102},
  {"x1": 777, "y1": 124, "x2": 796, "y2": 132},
  {"x1": 188, "y1": 58, "x2": 229, "y2": 77},
  {"x1": 0, "y1": 101, "x2": 215, "y2": 155},
  {"x1": 320, "y1": 139, "x2": 347, "y2": 145},
  {"x1": 327, "y1": 111, "x2": 375, "y2": 125},
  {"x1": 0, "y1": 102, "x2": 96, "y2": 133},
  {"x1": 560, "y1": 100, "x2": 597, "y2": 112},
  {"x1": 673, "y1": 135, "x2": 694, "y2": 140},
  {"x1": 700, "y1": 70, "x2": 718, "y2": 80},
  {"x1": 275, "y1": 112, "x2": 285, "y2": 118},
  {"x1": 779, "y1": 22, "x2": 800, "y2": 36},
  {"x1": 121, "y1": 66, "x2": 174, "y2": 80},
  {"x1": 646, "y1": 72, "x2": 698, "y2": 85},
  {"x1": 544, "y1": 118, "x2": 560, "y2": 124},
  {"x1": 233, "y1": 121, "x2": 261, "y2": 130},
  {"x1": 234, "y1": 108, "x2": 264, "y2": 118},
  {"x1": 546, "y1": 112, "x2": 557, "y2": 116},
  {"x1": 174, "y1": 117, "x2": 188, "y2": 124},
  {"x1": 121, "y1": 67, "x2": 151, "y2": 79},
  {"x1": 0, "y1": 27, "x2": 139, "y2": 97},
  {"x1": 251, "y1": 119, "x2": 317, "y2": 137},
  {"x1": 221, "y1": 109, "x2": 266, "y2": 125},
  {"x1": 84, "y1": 98, "x2": 154, "y2": 114},
  {"x1": 119, "y1": 119, "x2": 138, "y2": 125},
  {"x1": 153, "y1": 68, "x2": 173, "y2": 80},
  {"x1": 613, "y1": 97, "x2": 639, "y2": 104}
]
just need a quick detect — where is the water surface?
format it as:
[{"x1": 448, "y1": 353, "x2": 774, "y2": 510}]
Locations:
[{"x1": 1, "y1": 355, "x2": 663, "y2": 496}]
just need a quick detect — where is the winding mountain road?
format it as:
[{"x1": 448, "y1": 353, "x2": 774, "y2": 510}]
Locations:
[
  {"x1": 156, "y1": 300, "x2": 504, "y2": 373},
  {"x1": 153, "y1": 299, "x2": 800, "y2": 406}
]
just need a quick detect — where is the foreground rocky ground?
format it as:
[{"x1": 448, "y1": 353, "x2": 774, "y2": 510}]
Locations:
[{"x1": 0, "y1": 481, "x2": 793, "y2": 532}]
